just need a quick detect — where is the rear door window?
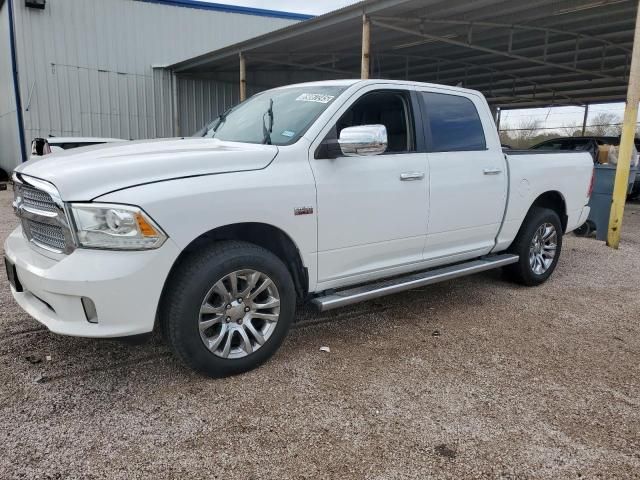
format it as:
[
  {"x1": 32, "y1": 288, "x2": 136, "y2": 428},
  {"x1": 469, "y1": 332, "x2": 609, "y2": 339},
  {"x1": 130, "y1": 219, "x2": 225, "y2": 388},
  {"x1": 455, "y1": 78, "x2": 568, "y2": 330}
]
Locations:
[{"x1": 421, "y1": 92, "x2": 486, "y2": 152}]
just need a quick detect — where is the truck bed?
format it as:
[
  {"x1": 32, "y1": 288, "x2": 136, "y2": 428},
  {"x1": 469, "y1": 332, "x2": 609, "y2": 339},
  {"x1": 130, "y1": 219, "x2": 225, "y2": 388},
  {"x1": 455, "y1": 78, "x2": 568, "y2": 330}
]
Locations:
[{"x1": 492, "y1": 150, "x2": 593, "y2": 252}]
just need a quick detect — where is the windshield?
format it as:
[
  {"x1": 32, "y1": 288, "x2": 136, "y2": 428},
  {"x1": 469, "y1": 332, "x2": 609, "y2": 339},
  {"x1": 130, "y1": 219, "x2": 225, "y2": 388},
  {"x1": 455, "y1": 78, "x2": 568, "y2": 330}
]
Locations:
[{"x1": 200, "y1": 85, "x2": 347, "y2": 146}]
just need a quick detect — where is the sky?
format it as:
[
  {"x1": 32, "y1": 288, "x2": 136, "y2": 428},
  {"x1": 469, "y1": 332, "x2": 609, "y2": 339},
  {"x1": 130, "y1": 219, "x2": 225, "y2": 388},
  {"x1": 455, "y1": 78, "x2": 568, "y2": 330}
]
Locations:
[
  {"x1": 500, "y1": 103, "x2": 627, "y2": 134},
  {"x1": 203, "y1": 0, "x2": 627, "y2": 133}
]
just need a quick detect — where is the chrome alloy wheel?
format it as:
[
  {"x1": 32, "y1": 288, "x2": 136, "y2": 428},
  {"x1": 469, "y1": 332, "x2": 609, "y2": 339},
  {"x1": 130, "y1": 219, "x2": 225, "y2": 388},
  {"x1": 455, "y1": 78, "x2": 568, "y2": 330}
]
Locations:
[
  {"x1": 529, "y1": 223, "x2": 557, "y2": 275},
  {"x1": 198, "y1": 270, "x2": 280, "y2": 359}
]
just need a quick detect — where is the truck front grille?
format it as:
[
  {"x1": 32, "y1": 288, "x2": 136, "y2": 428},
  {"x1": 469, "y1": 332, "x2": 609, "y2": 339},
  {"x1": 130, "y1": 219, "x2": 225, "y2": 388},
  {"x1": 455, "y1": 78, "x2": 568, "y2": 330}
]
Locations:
[
  {"x1": 13, "y1": 174, "x2": 75, "y2": 254},
  {"x1": 24, "y1": 219, "x2": 67, "y2": 251},
  {"x1": 20, "y1": 185, "x2": 57, "y2": 213}
]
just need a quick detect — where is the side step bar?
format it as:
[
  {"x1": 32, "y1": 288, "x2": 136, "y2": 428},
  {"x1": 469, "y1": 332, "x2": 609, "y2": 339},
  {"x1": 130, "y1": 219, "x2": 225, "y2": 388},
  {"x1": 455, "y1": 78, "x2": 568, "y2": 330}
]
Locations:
[{"x1": 310, "y1": 254, "x2": 519, "y2": 312}]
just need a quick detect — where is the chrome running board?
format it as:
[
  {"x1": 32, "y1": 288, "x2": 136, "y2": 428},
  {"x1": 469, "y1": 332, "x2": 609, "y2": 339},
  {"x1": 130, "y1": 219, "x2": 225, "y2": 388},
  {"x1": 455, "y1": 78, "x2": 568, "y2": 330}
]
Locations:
[{"x1": 311, "y1": 254, "x2": 519, "y2": 312}]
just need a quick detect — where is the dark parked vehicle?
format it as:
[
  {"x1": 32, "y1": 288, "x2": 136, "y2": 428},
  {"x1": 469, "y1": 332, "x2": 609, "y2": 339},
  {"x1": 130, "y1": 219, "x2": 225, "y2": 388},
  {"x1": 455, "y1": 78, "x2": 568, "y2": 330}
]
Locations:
[{"x1": 530, "y1": 136, "x2": 640, "y2": 198}]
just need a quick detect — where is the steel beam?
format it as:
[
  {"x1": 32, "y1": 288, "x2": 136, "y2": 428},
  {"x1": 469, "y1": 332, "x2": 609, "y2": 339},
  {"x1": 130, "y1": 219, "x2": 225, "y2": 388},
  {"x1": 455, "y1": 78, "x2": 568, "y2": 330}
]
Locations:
[
  {"x1": 581, "y1": 104, "x2": 590, "y2": 136},
  {"x1": 370, "y1": 17, "x2": 632, "y2": 55},
  {"x1": 371, "y1": 19, "x2": 619, "y2": 80}
]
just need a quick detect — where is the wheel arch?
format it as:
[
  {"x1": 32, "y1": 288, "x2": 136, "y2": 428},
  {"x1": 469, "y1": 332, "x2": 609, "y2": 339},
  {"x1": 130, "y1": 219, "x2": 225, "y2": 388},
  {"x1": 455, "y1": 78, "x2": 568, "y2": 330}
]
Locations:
[
  {"x1": 501, "y1": 190, "x2": 568, "y2": 253},
  {"x1": 529, "y1": 190, "x2": 568, "y2": 232},
  {"x1": 161, "y1": 223, "x2": 309, "y2": 305}
]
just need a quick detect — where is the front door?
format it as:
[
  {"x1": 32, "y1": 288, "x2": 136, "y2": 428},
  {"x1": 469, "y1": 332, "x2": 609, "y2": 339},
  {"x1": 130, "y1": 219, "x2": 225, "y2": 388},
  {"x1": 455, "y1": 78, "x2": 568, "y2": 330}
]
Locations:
[{"x1": 310, "y1": 88, "x2": 429, "y2": 287}]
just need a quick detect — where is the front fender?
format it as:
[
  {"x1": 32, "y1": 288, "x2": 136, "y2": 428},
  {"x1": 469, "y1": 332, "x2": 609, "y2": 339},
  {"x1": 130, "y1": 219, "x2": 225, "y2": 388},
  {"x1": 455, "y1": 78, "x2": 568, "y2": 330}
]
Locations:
[{"x1": 95, "y1": 157, "x2": 319, "y2": 292}]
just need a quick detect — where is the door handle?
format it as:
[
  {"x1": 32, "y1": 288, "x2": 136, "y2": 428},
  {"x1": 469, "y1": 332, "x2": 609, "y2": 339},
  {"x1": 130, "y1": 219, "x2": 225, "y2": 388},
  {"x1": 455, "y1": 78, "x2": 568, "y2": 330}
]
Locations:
[
  {"x1": 483, "y1": 168, "x2": 502, "y2": 175},
  {"x1": 400, "y1": 172, "x2": 424, "y2": 181}
]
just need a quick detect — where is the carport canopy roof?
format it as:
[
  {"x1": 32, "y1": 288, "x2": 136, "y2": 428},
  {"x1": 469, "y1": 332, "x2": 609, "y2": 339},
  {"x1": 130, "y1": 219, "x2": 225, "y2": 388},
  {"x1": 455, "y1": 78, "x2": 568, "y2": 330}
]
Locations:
[{"x1": 167, "y1": 0, "x2": 638, "y2": 109}]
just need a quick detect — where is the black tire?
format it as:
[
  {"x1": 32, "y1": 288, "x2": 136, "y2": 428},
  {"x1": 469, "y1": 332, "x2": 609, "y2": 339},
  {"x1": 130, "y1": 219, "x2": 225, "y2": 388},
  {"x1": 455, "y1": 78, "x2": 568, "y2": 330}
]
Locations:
[
  {"x1": 573, "y1": 220, "x2": 593, "y2": 237},
  {"x1": 504, "y1": 207, "x2": 563, "y2": 286},
  {"x1": 160, "y1": 240, "x2": 296, "y2": 377}
]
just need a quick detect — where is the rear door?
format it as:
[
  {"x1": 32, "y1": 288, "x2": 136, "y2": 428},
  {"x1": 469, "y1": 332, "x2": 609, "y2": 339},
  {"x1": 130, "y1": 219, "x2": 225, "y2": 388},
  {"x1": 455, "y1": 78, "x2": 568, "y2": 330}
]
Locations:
[{"x1": 419, "y1": 89, "x2": 507, "y2": 260}]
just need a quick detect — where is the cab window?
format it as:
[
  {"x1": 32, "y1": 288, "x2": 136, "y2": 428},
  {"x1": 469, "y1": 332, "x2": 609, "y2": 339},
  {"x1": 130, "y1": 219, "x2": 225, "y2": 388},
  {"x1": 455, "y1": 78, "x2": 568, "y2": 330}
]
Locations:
[{"x1": 336, "y1": 91, "x2": 415, "y2": 153}]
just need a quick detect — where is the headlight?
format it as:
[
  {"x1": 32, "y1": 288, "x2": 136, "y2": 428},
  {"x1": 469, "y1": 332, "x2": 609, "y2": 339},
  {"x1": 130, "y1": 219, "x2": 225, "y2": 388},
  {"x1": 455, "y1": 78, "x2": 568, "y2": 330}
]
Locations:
[{"x1": 70, "y1": 203, "x2": 167, "y2": 250}]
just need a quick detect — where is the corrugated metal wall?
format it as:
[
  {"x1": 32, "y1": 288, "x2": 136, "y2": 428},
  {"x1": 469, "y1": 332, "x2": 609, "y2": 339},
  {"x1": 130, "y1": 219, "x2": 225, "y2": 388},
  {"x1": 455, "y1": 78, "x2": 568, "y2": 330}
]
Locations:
[
  {"x1": 176, "y1": 77, "x2": 268, "y2": 136},
  {"x1": 0, "y1": 2, "x2": 20, "y2": 176},
  {"x1": 177, "y1": 77, "x2": 238, "y2": 137},
  {"x1": 152, "y1": 67, "x2": 175, "y2": 139},
  {"x1": 175, "y1": 70, "x2": 347, "y2": 137},
  {"x1": 1, "y1": 0, "x2": 297, "y2": 172}
]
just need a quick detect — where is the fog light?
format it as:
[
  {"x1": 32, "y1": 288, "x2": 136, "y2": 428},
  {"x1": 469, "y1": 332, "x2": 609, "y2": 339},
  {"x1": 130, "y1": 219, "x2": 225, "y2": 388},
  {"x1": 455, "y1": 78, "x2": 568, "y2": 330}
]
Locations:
[{"x1": 81, "y1": 297, "x2": 98, "y2": 323}]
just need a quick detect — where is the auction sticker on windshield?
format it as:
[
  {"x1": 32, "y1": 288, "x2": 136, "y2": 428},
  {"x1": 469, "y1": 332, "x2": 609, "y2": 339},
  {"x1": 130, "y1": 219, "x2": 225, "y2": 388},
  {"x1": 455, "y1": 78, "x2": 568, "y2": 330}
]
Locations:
[{"x1": 296, "y1": 93, "x2": 335, "y2": 104}]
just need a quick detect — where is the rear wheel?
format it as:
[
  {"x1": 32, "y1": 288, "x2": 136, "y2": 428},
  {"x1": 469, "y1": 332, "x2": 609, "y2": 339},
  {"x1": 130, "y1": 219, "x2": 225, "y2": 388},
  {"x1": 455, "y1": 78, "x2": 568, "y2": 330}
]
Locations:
[
  {"x1": 505, "y1": 207, "x2": 563, "y2": 286},
  {"x1": 161, "y1": 241, "x2": 296, "y2": 377}
]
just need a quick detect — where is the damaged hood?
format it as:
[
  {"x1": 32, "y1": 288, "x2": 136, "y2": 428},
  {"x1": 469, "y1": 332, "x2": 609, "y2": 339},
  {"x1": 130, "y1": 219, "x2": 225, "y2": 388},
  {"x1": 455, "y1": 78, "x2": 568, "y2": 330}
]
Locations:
[{"x1": 14, "y1": 138, "x2": 278, "y2": 200}]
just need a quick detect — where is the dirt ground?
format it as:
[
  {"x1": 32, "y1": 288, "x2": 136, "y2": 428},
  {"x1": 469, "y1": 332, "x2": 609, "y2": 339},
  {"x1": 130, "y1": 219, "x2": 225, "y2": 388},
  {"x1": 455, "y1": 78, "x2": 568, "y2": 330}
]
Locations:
[{"x1": 0, "y1": 186, "x2": 639, "y2": 479}]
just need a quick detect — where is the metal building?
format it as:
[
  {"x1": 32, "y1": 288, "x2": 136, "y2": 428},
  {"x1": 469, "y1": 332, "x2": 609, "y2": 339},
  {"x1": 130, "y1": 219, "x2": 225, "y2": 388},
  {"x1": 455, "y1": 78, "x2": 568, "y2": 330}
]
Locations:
[
  {"x1": 0, "y1": 0, "x2": 307, "y2": 174},
  {"x1": 155, "y1": 0, "x2": 639, "y2": 166},
  {"x1": 167, "y1": 0, "x2": 638, "y2": 112},
  {"x1": 161, "y1": 0, "x2": 639, "y2": 247}
]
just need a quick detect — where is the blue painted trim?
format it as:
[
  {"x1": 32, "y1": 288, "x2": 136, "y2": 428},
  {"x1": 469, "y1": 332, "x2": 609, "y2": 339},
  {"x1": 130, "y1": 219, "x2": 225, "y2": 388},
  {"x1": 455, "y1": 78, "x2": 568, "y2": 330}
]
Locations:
[
  {"x1": 7, "y1": 0, "x2": 26, "y2": 163},
  {"x1": 135, "y1": 0, "x2": 313, "y2": 20}
]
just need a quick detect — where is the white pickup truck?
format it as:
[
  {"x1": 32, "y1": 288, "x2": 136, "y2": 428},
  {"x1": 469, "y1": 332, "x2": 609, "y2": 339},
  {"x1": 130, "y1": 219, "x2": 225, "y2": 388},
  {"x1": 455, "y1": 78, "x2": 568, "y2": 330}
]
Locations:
[{"x1": 5, "y1": 80, "x2": 593, "y2": 377}]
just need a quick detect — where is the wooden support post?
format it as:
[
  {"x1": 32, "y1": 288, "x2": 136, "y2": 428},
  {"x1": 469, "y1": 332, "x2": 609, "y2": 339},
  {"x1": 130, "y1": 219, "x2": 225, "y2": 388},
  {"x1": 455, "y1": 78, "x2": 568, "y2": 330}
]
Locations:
[
  {"x1": 239, "y1": 52, "x2": 247, "y2": 102},
  {"x1": 361, "y1": 14, "x2": 370, "y2": 79},
  {"x1": 607, "y1": 6, "x2": 640, "y2": 248},
  {"x1": 581, "y1": 104, "x2": 589, "y2": 136},
  {"x1": 171, "y1": 72, "x2": 180, "y2": 137}
]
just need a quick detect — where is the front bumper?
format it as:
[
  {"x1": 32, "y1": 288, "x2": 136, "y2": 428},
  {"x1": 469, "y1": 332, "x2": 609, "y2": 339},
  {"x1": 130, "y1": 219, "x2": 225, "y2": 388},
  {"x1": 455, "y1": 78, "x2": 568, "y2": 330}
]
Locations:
[{"x1": 4, "y1": 226, "x2": 181, "y2": 337}]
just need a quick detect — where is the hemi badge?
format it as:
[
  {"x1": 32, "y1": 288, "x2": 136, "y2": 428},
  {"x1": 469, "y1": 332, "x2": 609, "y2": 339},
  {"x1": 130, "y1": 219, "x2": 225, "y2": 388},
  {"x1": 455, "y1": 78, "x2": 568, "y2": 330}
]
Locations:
[{"x1": 294, "y1": 207, "x2": 314, "y2": 216}]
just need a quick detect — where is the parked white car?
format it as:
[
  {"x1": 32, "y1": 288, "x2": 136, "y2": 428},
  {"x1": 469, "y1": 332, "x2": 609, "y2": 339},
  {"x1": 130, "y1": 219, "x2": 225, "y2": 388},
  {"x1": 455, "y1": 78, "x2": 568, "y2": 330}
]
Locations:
[
  {"x1": 30, "y1": 136, "x2": 125, "y2": 157},
  {"x1": 5, "y1": 80, "x2": 593, "y2": 377}
]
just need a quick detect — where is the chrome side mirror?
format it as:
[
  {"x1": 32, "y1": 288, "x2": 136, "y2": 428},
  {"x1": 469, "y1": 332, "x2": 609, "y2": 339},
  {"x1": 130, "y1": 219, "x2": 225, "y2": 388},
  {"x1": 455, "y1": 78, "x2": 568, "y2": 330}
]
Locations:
[{"x1": 338, "y1": 125, "x2": 387, "y2": 157}]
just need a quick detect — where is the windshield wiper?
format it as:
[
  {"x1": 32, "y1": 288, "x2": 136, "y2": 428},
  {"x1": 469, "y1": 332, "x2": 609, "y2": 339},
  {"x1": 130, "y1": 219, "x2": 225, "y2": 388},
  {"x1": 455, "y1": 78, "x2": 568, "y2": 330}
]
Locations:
[
  {"x1": 212, "y1": 111, "x2": 229, "y2": 133},
  {"x1": 204, "y1": 107, "x2": 232, "y2": 138},
  {"x1": 262, "y1": 98, "x2": 274, "y2": 145}
]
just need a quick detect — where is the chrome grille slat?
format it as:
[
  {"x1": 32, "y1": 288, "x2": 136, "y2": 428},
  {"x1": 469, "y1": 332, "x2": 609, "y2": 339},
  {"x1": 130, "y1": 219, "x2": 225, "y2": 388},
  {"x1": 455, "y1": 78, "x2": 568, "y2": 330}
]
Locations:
[
  {"x1": 24, "y1": 219, "x2": 67, "y2": 251},
  {"x1": 13, "y1": 174, "x2": 75, "y2": 255},
  {"x1": 20, "y1": 185, "x2": 57, "y2": 213}
]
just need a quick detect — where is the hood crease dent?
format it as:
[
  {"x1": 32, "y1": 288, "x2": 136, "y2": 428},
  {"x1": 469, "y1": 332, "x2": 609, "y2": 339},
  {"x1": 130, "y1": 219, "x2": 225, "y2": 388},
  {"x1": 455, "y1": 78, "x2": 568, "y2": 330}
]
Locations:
[{"x1": 14, "y1": 138, "x2": 279, "y2": 200}]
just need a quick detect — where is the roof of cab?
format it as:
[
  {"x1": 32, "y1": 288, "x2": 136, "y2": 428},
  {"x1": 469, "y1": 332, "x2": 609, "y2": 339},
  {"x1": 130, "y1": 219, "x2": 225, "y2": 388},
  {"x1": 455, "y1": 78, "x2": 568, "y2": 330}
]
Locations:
[{"x1": 269, "y1": 79, "x2": 482, "y2": 96}]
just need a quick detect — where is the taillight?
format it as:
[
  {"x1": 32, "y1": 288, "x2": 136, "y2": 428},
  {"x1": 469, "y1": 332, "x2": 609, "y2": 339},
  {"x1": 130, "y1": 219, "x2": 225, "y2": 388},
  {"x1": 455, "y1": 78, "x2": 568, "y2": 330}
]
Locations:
[{"x1": 587, "y1": 167, "x2": 595, "y2": 198}]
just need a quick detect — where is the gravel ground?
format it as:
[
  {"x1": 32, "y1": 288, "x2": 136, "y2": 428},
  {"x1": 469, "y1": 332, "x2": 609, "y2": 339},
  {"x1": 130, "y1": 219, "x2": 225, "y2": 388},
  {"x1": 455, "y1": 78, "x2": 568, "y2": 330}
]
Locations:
[{"x1": 1, "y1": 186, "x2": 639, "y2": 479}]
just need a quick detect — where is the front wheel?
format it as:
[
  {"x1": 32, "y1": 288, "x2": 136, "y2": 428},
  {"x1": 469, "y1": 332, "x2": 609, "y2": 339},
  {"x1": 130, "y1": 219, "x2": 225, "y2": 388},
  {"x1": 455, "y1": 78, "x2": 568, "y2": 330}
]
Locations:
[
  {"x1": 160, "y1": 241, "x2": 296, "y2": 377},
  {"x1": 504, "y1": 207, "x2": 563, "y2": 286}
]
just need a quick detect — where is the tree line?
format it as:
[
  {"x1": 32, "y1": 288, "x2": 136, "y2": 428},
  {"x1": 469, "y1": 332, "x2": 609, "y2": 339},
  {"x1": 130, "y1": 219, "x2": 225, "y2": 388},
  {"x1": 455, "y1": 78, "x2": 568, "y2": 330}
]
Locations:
[{"x1": 498, "y1": 112, "x2": 634, "y2": 149}]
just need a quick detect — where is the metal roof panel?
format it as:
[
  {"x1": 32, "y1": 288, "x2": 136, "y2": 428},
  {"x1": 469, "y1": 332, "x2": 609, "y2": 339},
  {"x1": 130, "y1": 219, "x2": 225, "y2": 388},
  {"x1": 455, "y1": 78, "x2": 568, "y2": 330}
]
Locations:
[{"x1": 167, "y1": 0, "x2": 638, "y2": 108}]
